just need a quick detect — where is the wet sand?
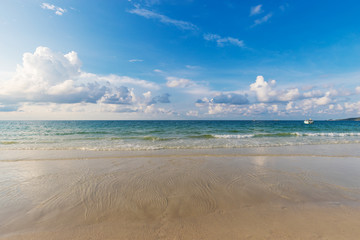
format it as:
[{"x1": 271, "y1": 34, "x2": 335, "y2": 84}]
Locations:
[{"x1": 1, "y1": 145, "x2": 360, "y2": 239}]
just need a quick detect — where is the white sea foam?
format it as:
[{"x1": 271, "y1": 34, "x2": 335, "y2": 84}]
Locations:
[
  {"x1": 304, "y1": 132, "x2": 360, "y2": 137},
  {"x1": 213, "y1": 134, "x2": 254, "y2": 139}
]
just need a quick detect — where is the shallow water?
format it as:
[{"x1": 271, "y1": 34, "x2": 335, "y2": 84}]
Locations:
[{"x1": 1, "y1": 120, "x2": 360, "y2": 150}]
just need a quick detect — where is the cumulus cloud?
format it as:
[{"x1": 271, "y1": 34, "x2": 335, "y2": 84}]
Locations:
[
  {"x1": 202, "y1": 102, "x2": 284, "y2": 117},
  {"x1": 205, "y1": 103, "x2": 252, "y2": 116},
  {"x1": 250, "y1": 4, "x2": 263, "y2": 16},
  {"x1": 211, "y1": 93, "x2": 249, "y2": 105},
  {"x1": 41, "y1": 3, "x2": 66, "y2": 16},
  {"x1": 277, "y1": 88, "x2": 300, "y2": 101},
  {"x1": 192, "y1": 75, "x2": 358, "y2": 117},
  {"x1": 344, "y1": 102, "x2": 360, "y2": 113},
  {"x1": 249, "y1": 76, "x2": 277, "y2": 102},
  {"x1": 0, "y1": 46, "x2": 95, "y2": 104},
  {"x1": 250, "y1": 76, "x2": 300, "y2": 103},
  {"x1": 143, "y1": 104, "x2": 175, "y2": 115},
  {"x1": 128, "y1": 8, "x2": 197, "y2": 30},
  {"x1": 195, "y1": 92, "x2": 249, "y2": 116},
  {"x1": 303, "y1": 89, "x2": 324, "y2": 98},
  {"x1": 99, "y1": 86, "x2": 135, "y2": 104},
  {"x1": 150, "y1": 93, "x2": 171, "y2": 104},
  {"x1": 203, "y1": 33, "x2": 245, "y2": 48},
  {"x1": 313, "y1": 92, "x2": 332, "y2": 106},
  {"x1": 0, "y1": 46, "x2": 158, "y2": 109}
]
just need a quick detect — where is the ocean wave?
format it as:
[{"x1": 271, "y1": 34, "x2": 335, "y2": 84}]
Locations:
[
  {"x1": 213, "y1": 133, "x2": 302, "y2": 139},
  {"x1": 188, "y1": 134, "x2": 216, "y2": 139},
  {"x1": 214, "y1": 132, "x2": 360, "y2": 138},
  {"x1": 141, "y1": 136, "x2": 176, "y2": 141},
  {"x1": 2, "y1": 140, "x2": 360, "y2": 152},
  {"x1": 303, "y1": 132, "x2": 360, "y2": 137},
  {"x1": 214, "y1": 134, "x2": 254, "y2": 139},
  {"x1": 53, "y1": 131, "x2": 110, "y2": 136},
  {"x1": 254, "y1": 132, "x2": 302, "y2": 137}
]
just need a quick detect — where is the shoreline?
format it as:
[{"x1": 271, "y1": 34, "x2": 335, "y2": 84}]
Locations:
[
  {"x1": 2, "y1": 143, "x2": 360, "y2": 161},
  {"x1": 1, "y1": 144, "x2": 360, "y2": 239}
]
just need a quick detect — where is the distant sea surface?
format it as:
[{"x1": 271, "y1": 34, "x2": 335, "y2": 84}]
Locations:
[{"x1": 1, "y1": 120, "x2": 360, "y2": 151}]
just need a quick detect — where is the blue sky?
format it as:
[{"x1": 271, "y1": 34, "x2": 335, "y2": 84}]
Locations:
[{"x1": 1, "y1": 0, "x2": 360, "y2": 119}]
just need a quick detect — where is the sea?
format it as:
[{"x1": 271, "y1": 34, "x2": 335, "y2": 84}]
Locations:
[{"x1": 0, "y1": 120, "x2": 360, "y2": 151}]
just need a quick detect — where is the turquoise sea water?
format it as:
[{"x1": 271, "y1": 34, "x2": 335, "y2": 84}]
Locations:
[{"x1": 0, "y1": 120, "x2": 360, "y2": 151}]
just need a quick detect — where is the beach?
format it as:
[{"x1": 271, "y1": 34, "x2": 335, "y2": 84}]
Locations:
[
  {"x1": 1, "y1": 144, "x2": 360, "y2": 239},
  {"x1": 3, "y1": 0, "x2": 360, "y2": 238}
]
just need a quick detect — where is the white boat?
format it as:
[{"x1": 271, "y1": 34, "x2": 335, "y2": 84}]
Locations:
[{"x1": 304, "y1": 119, "x2": 314, "y2": 124}]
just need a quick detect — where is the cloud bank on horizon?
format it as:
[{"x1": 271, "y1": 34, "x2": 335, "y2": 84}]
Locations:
[
  {"x1": 0, "y1": 46, "x2": 359, "y2": 119},
  {"x1": 1, "y1": 1, "x2": 360, "y2": 119}
]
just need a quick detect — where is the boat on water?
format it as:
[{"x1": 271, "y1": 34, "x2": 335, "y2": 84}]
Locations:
[{"x1": 304, "y1": 119, "x2": 314, "y2": 124}]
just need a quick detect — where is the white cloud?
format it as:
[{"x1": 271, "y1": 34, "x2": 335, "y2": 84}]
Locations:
[
  {"x1": 47, "y1": 80, "x2": 84, "y2": 95},
  {"x1": 128, "y1": 8, "x2": 197, "y2": 30},
  {"x1": 193, "y1": 75, "x2": 359, "y2": 117},
  {"x1": 143, "y1": 91, "x2": 152, "y2": 99},
  {"x1": 129, "y1": 59, "x2": 144, "y2": 63},
  {"x1": 195, "y1": 93, "x2": 249, "y2": 116},
  {"x1": 99, "y1": 75, "x2": 159, "y2": 90},
  {"x1": 0, "y1": 46, "x2": 159, "y2": 108},
  {"x1": 286, "y1": 101, "x2": 293, "y2": 111},
  {"x1": 303, "y1": 89, "x2": 323, "y2": 98},
  {"x1": 267, "y1": 104, "x2": 279, "y2": 114},
  {"x1": 250, "y1": 76, "x2": 300, "y2": 103},
  {"x1": 143, "y1": 104, "x2": 175, "y2": 115},
  {"x1": 208, "y1": 104, "x2": 226, "y2": 115},
  {"x1": 99, "y1": 86, "x2": 135, "y2": 105},
  {"x1": 344, "y1": 101, "x2": 360, "y2": 113},
  {"x1": 185, "y1": 65, "x2": 200, "y2": 70},
  {"x1": 246, "y1": 103, "x2": 267, "y2": 115},
  {"x1": 249, "y1": 76, "x2": 277, "y2": 102},
  {"x1": 250, "y1": 5, "x2": 263, "y2": 16},
  {"x1": 313, "y1": 92, "x2": 332, "y2": 106},
  {"x1": 165, "y1": 76, "x2": 210, "y2": 96},
  {"x1": 336, "y1": 104, "x2": 344, "y2": 111},
  {"x1": 278, "y1": 88, "x2": 300, "y2": 101},
  {"x1": 356, "y1": 86, "x2": 360, "y2": 93},
  {"x1": 204, "y1": 33, "x2": 245, "y2": 48},
  {"x1": 205, "y1": 102, "x2": 281, "y2": 117},
  {"x1": 252, "y1": 13, "x2": 272, "y2": 27},
  {"x1": 41, "y1": 3, "x2": 66, "y2": 16},
  {"x1": 166, "y1": 76, "x2": 195, "y2": 88},
  {"x1": 186, "y1": 110, "x2": 198, "y2": 117}
]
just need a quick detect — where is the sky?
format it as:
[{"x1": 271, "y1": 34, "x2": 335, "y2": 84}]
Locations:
[{"x1": 1, "y1": 0, "x2": 360, "y2": 120}]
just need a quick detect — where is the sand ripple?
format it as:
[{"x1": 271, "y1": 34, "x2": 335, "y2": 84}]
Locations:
[{"x1": 1, "y1": 151, "x2": 360, "y2": 239}]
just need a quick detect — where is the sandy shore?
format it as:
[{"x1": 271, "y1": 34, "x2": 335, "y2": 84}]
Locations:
[{"x1": 1, "y1": 145, "x2": 360, "y2": 239}]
